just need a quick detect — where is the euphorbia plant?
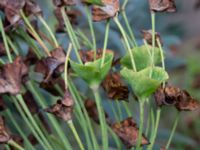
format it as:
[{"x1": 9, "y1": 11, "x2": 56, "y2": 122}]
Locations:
[{"x1": 0, "y1": 0, "x2": 199, "y2": 150}]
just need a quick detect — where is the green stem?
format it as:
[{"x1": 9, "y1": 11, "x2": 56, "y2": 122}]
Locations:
[
  {"x1": 6, "y1": 36, "x2": 19, "y2": 55},
  {"x1": 116, "y1": 100, "x2": 122, "y2": 121},
  {"x1": 151, "y1": 12, "x2": 155, "y2": 67},
  {"x1": 61, "y1": 7, "x2": 82, "y2": 64},
  {"x1": 38, "y1": 15, "x2": 59, "y2": 48},
  {"x1": 76, "y1": 29, "x2": 93, "y2": 49},
  {"x1": 68, "y1": 121, "x2": 85, "y2": 150},
  {"x1": 147, "y1": 108, "x2": 161, "y2": 150},
  {"x1": 85, "y1": 6, "x2": 97, "y2": 60},
  {"x1": 0, "y1": 18, "x2": 12, "y2": 63},
  {"x1": 114, "y1": 16, "x2": 137, "y2": 71},
  {"x1": 122, "y1": 101, "x2": 132, "y2": 117},
  {"x1": 136, "y1": 101, "x2": 145, "y2": 150},
  {"x1": 101, "y1": 20, "x2": 110, "y2": 67},
  {"x1": 64, "y1": 43, "x2": 72, "y2": 88},
  {"x1": 93, "y1": 88, "x2": 108, "y2": 150},
  {"x1": 165, "y1": 113, "x2": 180, "y2": 149},
  {"x1": 8, "y1": 140, "x2": 25, "y2": 150}
]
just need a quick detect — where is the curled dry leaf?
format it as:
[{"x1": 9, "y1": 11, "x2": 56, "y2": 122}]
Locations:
[
  {"x1": 102, "y1": 72, "x2": 129, "y2": 101},
  {"x1": 141, "y1": 30, "x2": 163, "y2": 47},
  {"x1": 79, "y1": 49, "x2": 113, "y2": 63},
  {"x1": 35, "y1": 47, "x2": 66, "y2": 82},
  {"x1": 111, "y1": 117, "x2": 149, "y2": 148},
  {"x1": 92, "y1": 0, "x2": 120, "y2": 22},
  {"x1": 45, "y1": 89, "x2": 74, "y2": 121},
  {"x1": 0, "y1": 56, "x2": 28, "y2": 95},
  {"x1": 53, "y1": 0, "x2": 76, "y2": 7},
  {"x1": 154, "y1": 85, "x2": 200, "y2": 111},
  {"x1": 54, "y1": 8, "x2": 79, "y2": 33},
  {"x1": 84, "y1": 99, "x2": 111, "y2": 125},
  {"x1": 149, "y1": 0, "x2": 176, "y2": 13},
  {"x1": 24, "y1": 0, "x2": 42, "y2": 16},
  {"x1": 0, "y1": 116, "x2": 11, "y2": 144}
]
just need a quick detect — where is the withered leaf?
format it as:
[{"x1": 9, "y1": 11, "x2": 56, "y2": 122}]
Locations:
[
  {"x1": 0, "y1": 43, "x2": 7, "y2": 56},
  {"x1": 24, "y1": 48, "x2": 38, "y2": 66},
  {"x1": 0, "y1": 56, "x2": 28, "y2": 95},
  {"x1": 141, "y1": 30, "x2": 163, "y2": 47},
  {"x1": 84, "y1": 99, "x2": 111, "y2": 125},
  {"x1": 154, "y1": 85, "x2": 200, "y2": 111},
  {"x1": 0, "y1": 116, "x2": 11, "y2": 144},
  {"x1": 34, "y1": 47, "x2": 65, "y2": 82},
  {"x1": 54, "y1": 8, "x2": 79, "y2": 33},
  {"x1": 24, "y1": 0, "x2": 42, "y2": 16},
  {"x1": 102, "y1": 72, "x2": 129, "y2": 100},
  {"x1": 45, "y1": 89, "x2": 74, "y2": 121},
  {"x1": 53, "y1": 0, "x2": 76, "y2": 7},
  {"x1": 112, "y1": 117, "x2": 149, "y2": 148},
  {"x1": 79, "y1": 49, "x2": 113, "y2": 63},
  {"x1": 92, "y1": 0, "x2": 119, "y2": 22},
  {"x1": 149, "y1": 0, "x2": 176, "y2": 13}
]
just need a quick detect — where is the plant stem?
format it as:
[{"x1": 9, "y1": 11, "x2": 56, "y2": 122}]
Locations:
[
  {"x1": 114, "y1": 16, "x2": 137, "y2": 71},
  {"x1": 38, "y1": 15, "x2": 59, "y2": 48},
  {"x1": 92, "y1": 87, "x2": 108, "y2": 150},
  {"x1": 64, "y1": 43, "x2": 72, "y2": 88},
  {"x1": 68, "y1": 120, "x2": 85, "y2": 150},
  {"x1": 165, "y1": 113, "x2": 180, "y2": 149},
  {"x1": 136, "y1": 101, "x2": 145, "y2": 150},
  {"x1": 122, "y1": 101, "x2": 132, "y2": 117},
  {"x1": 147, "y1": 108, "x2": 161, "y2": 150},
  {"x1": 6, "y1": 36, "x2": 19, "y2": 55},
  {"x1": 61, "y1": 7, "x2": 82, "y2": 64},
  {"x1": 101, "y1": 20, "x2": 110, "y2": 67},
  {"x1": 85, "y1": 6, "x2": 97, "y2": 60},
  {"x1": 8, "y1": 140, "x2": 25, "y2": 150},
  {"x1": 151, "y1": 12, "x2": 156, "y2": 67},
  {"x1": 0, "y1": 18, "x2": 12, "y2": 63}
]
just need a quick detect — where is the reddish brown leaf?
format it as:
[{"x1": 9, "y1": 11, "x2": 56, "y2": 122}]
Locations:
[
  {"x1": 0, "y1": 116, "x2": 10, "y2": 144},
  {"x1": 79, "y1": 49, "x2": 113, "y2": 63},
  {"x1": 84, "y1": 99, "x2": 111, "y2": 125},
  {"x1": 45, "y1": 89, "x2": 74, "y2": 121},
  {"x1": 24, "y1": 48, "x2": 38, "y2": 66},
  {"x1": 149, "y1": 0, "x2": 176, "y2": 13},
  {"x1": 92, "y1": 0, "x2": 120, "y2": 22},
  {"x1": 28, "y1": 134, "x2": 38, "y2": 145},
  {"x1": 34, "y1": 47, "x2": 65, "y2": 82},
  {"x1": 111, "y1": 117, "x2": 149, "y2": 148},
  {"x1": 141, "y1": 30, "x2": 163, "y2": 47},
  {"x1": 53, "y1": 0, "x2": 76, "y2": 7},
  {"x1": 54, "y1": 8, "x2": 80, "y2": 33},
  {"x1": 0, "y1": 43, "x2": 7, "y2": 56},
  {"x1": 102, "y1": 72, "x2": 129, "y2": 100},
  {"x1": 0, "y1": 56, "x2": 28, "y2": 95},
  {"x1": 24, "y1": 0, "x2": 42, "y2": 16}
]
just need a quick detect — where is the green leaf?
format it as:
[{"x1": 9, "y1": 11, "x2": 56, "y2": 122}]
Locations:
[
  {"x1": 70, "y1": 54, "x2": 113, "y2": 88},
  {"x1": 120, "y1": 45, "x2": 162, "y2": 71},
  {"x1": 84, "y1": 0, "x2": 104, "y2": 5},
  {"x1": 120, "y1": 67, "x2": 169, "y2": 99}
]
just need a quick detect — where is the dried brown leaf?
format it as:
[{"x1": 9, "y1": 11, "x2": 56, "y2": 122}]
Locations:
[
  {"x1": 149, "y1": 0, "x2": 176, "y2": 13},
  {"x1": 0, "y1": 116, "x2": 10, "y2": 144},
  {"x1": 53, "y1": 0, "x2": 76, "y2": 7}
]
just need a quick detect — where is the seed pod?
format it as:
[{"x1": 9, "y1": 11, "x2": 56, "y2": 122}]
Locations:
[
  {"x1": 149, "y1": 0, "x2": 176, "y2": 13},
  {"x1": 0, "y1": 56, "x2": 28, "y2": 95},
  {"x1": 34, "y1": 47, "x2": 66, "y2": 82},
  {"x1": 141, "y1": 30, "x2": 163, "y2": 47},
  {"x1": 111, "y1": 117, "x2": 149, "y2": 148},
  {"x1": 102, "y1": 72, "x2": 129, "y2": 100},
  {"x1": 92, "y1": 0, "x2": 120, "y2": 22},
  {"x1": 45, "y1": 89, "x2": 74, "y2": 121}
]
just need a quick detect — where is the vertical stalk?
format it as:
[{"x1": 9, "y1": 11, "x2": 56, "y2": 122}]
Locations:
[
  {"x1": 92, "y1": 87, "x2": 108, "y2": 150},
  {"x1": 151, "y1": 12, "x2": 156, "y2": 67},
  {"x1": 165, "y1": 113, "x2": 180, "y2": 149},
  {"x1": 0, "y1": 18, "x2": 12, "y2": 63},
  {"x1": 6, "y1": 36, "x2": 19, "y2": 56},
  {"x1": 85, "y1": 6, "x2": 97, "y2": 60}
]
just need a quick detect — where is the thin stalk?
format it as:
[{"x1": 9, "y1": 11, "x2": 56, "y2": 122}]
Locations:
[
  {"x1": 6, "y1": 36, "x2": 19, "y2": 55},
  {"x1": 114, "y1": 16, "x2": 137, "y2": 71},
  {"x1": 116, "y1": 100, "x2": 123, "y2": 121},
  {"x1": 101, "y1": 20, "x2": 110, "y2": 67},
  {"x1": 92, "y1": 88, "x2": 108, "y2": 150},
  {"x1": 136, "y1": 101, "x2": 145, "y2": 150},
  {"x1": 85, "y1": 6, "x2": 97, "y2": 59},
  {"x1": 151, "y1": 12, "x2": 156, "y2": 67},
  {"x1": 38, "y1": 15, "x2": 59, "y2": 47},
  {"x1": 16, "y1": 94, "x2": 54, "y2": 150},
  {"x1": 8, "y1": 140, "x2": 25, "y2": 150},
  {"x1": 0, "y1": 18, "x2": 12, "y2": 63},
  {"x1": 20, "y1": 11, "x2": 51, "y2": 56},
  {"x1": 145, "y1": 100, "x2": 151, "y2": 136},
  {"x1": 122, "y1": 0, "x2": 129, "y2": 10},
  {"x1": 68, "y1": 121, "x2": 85, "y2": 150},
  {"x1": 75, "y1": 29, "x2": 93, "y2": 49},
  {"x1": 165, "y1": 113, "x2": 180, "y2": 149},
  {"x1": 6, "y1": 110, "x2": 35, "y2": 150},
  {"x1": 108, "y1": 126, "x2": 122, "y2": 149},
  {"x1": 64, "y1": 43, "x2": 72, "y2": 88},
  {"x1": 147, "y1": 108, "x2": 161, "y2": 150},
  {"x1": 122, "y1": 101, "x2": 132, "y2": 117},
  {"x1": 26, "y1": 81, "x2": 73, "y2": 150},
  {"x1": 109, "y1": 100, "x2": 120, "y2": 121},
  {"x1": 61, "y1": 7, "x2": 82, "y2": 64}
]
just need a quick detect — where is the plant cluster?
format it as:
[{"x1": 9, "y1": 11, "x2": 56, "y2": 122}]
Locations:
[{"x1": 0, "y1": 0, "x2": 199, "y2": 150}]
